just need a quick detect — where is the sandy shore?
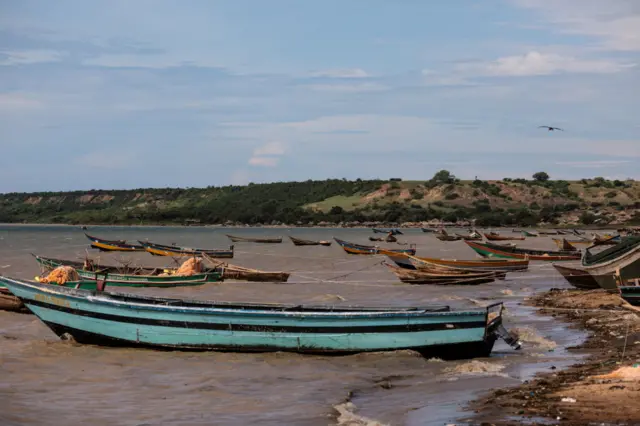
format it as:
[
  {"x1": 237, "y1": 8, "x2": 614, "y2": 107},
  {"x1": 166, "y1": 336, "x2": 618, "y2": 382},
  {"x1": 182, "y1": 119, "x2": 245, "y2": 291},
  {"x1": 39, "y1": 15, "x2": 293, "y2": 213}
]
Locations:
[{"x1": 472, "y1": 289, "x2": 640, "y2": 425}]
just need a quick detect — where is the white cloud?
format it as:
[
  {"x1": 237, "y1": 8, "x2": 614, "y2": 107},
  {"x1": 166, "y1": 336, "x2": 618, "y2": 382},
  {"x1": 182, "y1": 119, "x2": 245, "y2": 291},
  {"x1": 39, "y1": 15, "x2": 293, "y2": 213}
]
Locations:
[
  {"x1": 304, "y1": 83, "x2": 389, "y2": 93},
  {"x1": 460, "y1": 51, "x2": 634, "y2": 76},
  {"x1": 248, "y1": 156, "x2": 279, "y2": 167},
  {"x1": 0, "y1": 93, "x2": 44, "y2": 110},
  {"x1": 0, "y1": 50, "x2": 64, "y2": 66},
  {"x1": 310, "y1": 68, "x2": 369, "y2": 78},
  {"x1": 253, "y1": 141, "x2": 286, "y2": 156},
  {"x1": 512, "y1": 0, "x2": 640, "y2": 51}
]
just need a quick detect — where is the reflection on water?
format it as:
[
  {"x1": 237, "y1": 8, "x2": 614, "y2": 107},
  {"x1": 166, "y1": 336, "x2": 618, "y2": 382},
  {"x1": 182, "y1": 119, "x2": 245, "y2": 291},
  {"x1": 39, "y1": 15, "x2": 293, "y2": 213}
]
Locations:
[{"x1": 0, "y1": 225, "x2": 588, "y2": 425}]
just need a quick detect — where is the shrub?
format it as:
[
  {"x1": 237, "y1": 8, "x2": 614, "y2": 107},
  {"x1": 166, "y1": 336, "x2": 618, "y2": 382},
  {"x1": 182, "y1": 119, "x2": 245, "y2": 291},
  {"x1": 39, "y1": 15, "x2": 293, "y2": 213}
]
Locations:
[{"x1": 445, "y1": 193, "x2": 459, "y2": 200}]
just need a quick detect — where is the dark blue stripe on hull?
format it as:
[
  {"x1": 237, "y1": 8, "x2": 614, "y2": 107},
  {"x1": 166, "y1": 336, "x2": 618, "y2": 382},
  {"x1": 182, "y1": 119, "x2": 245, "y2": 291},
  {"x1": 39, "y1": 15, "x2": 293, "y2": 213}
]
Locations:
[{"x1": 25, "y1": 299, "x2": 487, "y2": 334}]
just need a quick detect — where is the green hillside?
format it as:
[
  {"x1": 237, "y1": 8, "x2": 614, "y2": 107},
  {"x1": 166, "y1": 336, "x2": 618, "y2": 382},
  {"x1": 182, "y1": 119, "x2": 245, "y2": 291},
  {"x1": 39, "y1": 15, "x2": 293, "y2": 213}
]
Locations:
[{"x1": 0, "y1": 172, "x2": 638, "y2": 227}]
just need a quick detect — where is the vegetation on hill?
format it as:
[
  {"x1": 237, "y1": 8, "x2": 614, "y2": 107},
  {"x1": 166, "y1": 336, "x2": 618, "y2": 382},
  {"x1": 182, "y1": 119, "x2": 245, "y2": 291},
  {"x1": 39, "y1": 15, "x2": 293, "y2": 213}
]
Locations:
[{"x1": 0, "y1": 172, "x2": 638, "y2": 226}]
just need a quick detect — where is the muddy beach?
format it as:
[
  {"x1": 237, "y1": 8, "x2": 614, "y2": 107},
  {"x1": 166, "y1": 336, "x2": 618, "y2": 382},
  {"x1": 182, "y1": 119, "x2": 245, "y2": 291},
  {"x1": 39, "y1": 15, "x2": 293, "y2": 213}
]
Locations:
[{"x1": 473, "y1": 289, "x2": 640, "y2": 426}]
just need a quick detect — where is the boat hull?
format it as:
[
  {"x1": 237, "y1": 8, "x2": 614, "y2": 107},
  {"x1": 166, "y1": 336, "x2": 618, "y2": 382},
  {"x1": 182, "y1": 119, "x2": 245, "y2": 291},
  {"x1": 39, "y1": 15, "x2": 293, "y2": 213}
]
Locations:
[
  {"x1": 552, "y1": 264, "x2": 600, "y2": 289},
  {"x1": 620, "y1": 286, "x2": 640, "y2": 306},
  {"x1": 335, "y1": 238, "x2": 416, "y2": 256},
  {"x1": 1, "y1": 277, "x2": 507, "y2": 359},
  {"x1": 385, "y1": 254, "x2": 528, "y2": 271},
  {"x1": 465, "y1": 241, "x2": 580, "y2": 261}
]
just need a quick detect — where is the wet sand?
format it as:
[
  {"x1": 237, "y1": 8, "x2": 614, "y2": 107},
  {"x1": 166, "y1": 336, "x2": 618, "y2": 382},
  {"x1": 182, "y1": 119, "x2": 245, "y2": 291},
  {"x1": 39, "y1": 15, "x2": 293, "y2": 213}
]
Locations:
[
  {"x1": 473, "y1": 289, "x2": 640, "y2": 426},
  {"x1": 0, "y1": 225, "x2": 599, "y2": 425}
]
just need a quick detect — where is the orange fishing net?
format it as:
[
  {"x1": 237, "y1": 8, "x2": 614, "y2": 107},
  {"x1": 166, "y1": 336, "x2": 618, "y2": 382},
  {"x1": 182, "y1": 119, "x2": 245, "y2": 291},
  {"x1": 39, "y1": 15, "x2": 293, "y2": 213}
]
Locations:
[
  {"x1": 40, "y1": 266, "x2": 80, "y2": 285},
  {"x1": 175, "y1": 257, "x2": 203, "y2": 276}
]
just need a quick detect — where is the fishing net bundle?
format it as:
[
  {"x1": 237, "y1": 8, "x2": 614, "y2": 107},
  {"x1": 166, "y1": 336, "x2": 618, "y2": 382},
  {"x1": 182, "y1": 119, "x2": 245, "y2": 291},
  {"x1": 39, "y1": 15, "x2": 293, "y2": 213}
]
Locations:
[
  {"x1": 159, "y1": 257, "x2": 204, "y2": 277},
  {"x1": 39, "y1": 266, "x2": 80, "y2": 284}
]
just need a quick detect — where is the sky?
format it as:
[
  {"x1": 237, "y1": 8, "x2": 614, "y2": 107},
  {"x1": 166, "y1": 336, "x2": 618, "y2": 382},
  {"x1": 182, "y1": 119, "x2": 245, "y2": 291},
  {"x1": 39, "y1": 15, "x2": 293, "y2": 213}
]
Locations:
[{"x1": 1, "y1": 0, "x2": 639, "y2": 192}]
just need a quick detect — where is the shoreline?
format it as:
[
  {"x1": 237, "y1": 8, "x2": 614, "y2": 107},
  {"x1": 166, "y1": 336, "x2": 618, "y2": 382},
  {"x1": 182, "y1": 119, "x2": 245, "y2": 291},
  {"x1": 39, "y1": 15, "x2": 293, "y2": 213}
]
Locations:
[{"x1": 471, "y1": 289, "x2": 640, "y2": 425}]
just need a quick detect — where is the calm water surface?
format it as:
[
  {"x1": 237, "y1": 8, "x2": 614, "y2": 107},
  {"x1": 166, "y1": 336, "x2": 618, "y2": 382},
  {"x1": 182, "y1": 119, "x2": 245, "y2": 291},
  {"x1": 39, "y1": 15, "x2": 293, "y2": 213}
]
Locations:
[{"x1": 0, "y1": 225, "x2": 588, "y2": 425}]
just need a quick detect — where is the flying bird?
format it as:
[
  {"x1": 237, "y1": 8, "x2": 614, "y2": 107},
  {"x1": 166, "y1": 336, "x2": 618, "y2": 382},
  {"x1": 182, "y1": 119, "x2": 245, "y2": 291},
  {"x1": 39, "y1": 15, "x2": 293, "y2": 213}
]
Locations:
[{"x1": 538, "y1": 126, "x2": 564, "y2": 132}]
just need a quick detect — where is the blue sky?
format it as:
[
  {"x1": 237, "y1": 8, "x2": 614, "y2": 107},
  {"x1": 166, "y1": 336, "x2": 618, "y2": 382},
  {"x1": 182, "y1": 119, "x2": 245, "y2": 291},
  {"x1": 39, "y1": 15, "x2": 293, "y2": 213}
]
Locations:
[{"x1": 1, "y1": 0, "x2": 639, "y2": 192}]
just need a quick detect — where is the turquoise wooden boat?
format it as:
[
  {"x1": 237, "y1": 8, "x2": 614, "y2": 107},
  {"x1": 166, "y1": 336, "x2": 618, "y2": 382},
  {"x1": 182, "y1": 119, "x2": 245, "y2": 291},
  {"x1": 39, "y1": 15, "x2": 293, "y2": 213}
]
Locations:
[
  {"x1": 0, "y1": 277, "x2": 520, "y2": 359},
  {"x1": 34, "y1": 255, "x2": 222, "y2": 287}
]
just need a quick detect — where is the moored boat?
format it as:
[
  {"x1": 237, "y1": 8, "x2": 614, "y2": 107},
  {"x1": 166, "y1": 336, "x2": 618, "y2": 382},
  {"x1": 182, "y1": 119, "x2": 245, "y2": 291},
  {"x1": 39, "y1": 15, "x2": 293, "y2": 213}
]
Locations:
[
  {"x1": 226, "y1": 235, "x2": 283, "y2": 243},
  {"x1": 139, "y1": 241, "x2": 234, "y2": 258},
  {"x1": 465, "y1": 241, "x2": 581, "y2": 261},
  {"x1": 334, "y1": 238, "x2": 416, "y2": 255},
  {"x1": 34, "y1": 255, "x2": 222, "y2": 287},
  {"x1": 383, "y1": 252, "x2": 529, "y2": 272},
  {"x1": 421, "y1": 228, "x2": 437, "y2": 233},
  {"x1": 0, "y1": 277, "x2": 521, "y2": 359},
  {"x1": 385, "y1": 263, "x2": 499, "y2": 285},
  {"x1": 369, "y1": 233, "x2": 397, "y2": 243},
  {"x1": 289, "y1": 236, "x2": 332, "y2": 246},
  {"x1": 552, "y1": 264, "x2": 600, "y2": 290},
  {"x1": 521, "y1": 230, "x2": 539, "y2": 237},
  {"x1": 483, "y1": 232, "x2": 525, "y2": 242},
  {"x1": 85, "y1": 233, "x2": 145, "y2": 252},
  {"x1": 552, "y1": 237, "x2": 591, "y2": 249},
  {"x1": 579, "y1": 237, "x2": 640, "y2": 291},
  {"x1": 373, "y1": 228, "x2": 403, "y2": 235},
  {"x1": 455, "y1": 231, "x2": 482, "y2": 241}
]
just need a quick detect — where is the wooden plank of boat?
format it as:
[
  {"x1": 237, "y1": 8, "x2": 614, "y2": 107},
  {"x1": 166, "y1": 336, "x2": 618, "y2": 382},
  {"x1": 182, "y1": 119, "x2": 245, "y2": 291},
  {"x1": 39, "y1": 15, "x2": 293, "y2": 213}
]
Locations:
[
  {"x1": 85, "y1": 233, "x2": 146, "y2": 252},
  {"x1": 465, "y1": 241, "x2": 581, "y2": 261},
  {"x1": 226, "y1": 235, "x2": 283, "y2": 243},
  {"x1": 0, "y1": 276, "x2": 521, "y2": 358},
  {"x1": 552, "y1": 264, "x2": 600, "y2": 289},
  {"x1": 385, "y1": 263, "x2": 498, "y2": 285},
  {"x1": 483, "y1": 232, "x2": 525, "y2": 241},
  {"x1": 33, "y1": 255, "x2": 222, "y2": 287},
  {"x1": 334, "y1": 238, "x2": 417, "y2": 255},
  {"x1": 0, "y1": 286, "x2": 28, "y2": 312},
  {"x1": 289, "y1": 236, "x2": 331, "y2": 246},
  {"x1": 139, "y1": 241, "x2": 234, "y2": 258}
]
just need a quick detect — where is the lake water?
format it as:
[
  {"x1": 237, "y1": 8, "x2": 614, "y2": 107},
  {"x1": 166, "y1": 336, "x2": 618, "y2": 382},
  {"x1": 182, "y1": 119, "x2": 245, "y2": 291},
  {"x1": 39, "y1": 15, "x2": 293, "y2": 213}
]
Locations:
[{"x1": 0, "y1": 225, "x2": 589, "y2": 425}]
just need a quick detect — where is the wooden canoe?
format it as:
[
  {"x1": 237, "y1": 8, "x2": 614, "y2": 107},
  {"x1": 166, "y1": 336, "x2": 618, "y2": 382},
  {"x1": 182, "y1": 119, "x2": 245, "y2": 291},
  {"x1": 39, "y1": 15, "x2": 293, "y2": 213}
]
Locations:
[
  {"x1": 33, "y1": 255, "x2": 223, "y2": 287},
  {"x1": 579, "y1": 237, "x2": 640, "y2": 291},
  {"x1": 483, "y1": 232, "x2": 525, "y2": 241},
  {"x1": 373, "y1": 228, "x2": 403, "y2": 235},
  {"x1": 334, "y1": 238, "x2": 416, "y2": 255},
  {"x1": 465, "y1": 241, "x2": 581, "y2": 261},
  {"x1": 369, "y1": 234, "x2": 397, "y2": 243},
  {"x1": 385, "y1": 263, "x2": 497, "y2": 285},
  {"x1": 139, "y1": 241, "x2": 234, "y2": 258},
  {"x1": 289, "y1": 236, "x2": 331, "y2": 246},
  {"x1": 521, "y1": 230, "x2": 539, "y2": 237},
  {"x1": 226, "y1": 235, "x2": 282, "y2": 243},
  {"x1": 85, "y1": 233, "x2": 146, "y2": 252},
  {"x1": 455, "y1": 232, "x2": 482, "y2": 241},
  {"x1": 421, "y1": 228, "x2": 437, "y2": 233},
  {"x1": 552, "y1": 264, "x2": 600, "y2": 290},
  {"x1": 552, "y1": 238, "x2": 591, "y2": 248},
  {"x1": 200, "y1": 253, "x2": 290, "y2": 282},
  {"x1": 383, "y1": 252, "x2": 529, "y2": 272},
  {"x1": 0, "y1": 276, "x2": 521, "y2": 358}
]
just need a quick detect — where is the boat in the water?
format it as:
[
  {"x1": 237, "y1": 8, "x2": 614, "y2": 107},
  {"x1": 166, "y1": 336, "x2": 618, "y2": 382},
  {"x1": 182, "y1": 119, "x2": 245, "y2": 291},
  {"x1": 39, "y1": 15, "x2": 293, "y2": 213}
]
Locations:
[
  {"x1": 591, "y1": 233, "x2": 621, "y2": 245},
  {"x1": 552, "y1": 238, "x2": 590, "y2": 249},
  {"x1": 334, "y1": 238, "x2": 416, "y2": 255},
  {"x1": 421, "y1": 228, "x2": 437, "y2": 233},
  {"x1": 483, "y1": 232, "x2": 525, "y2": 242},
  {"x1": 373, "y1": 228, "x2": 403, "y2": 235},
  {"x1": 383, "y1": 252, "x2": 529, "y2": 272},
  {"x1": 578, "y1": 236, "x2": 640, "y2": 291},
  {"x1": 85, "y1": 233, "x2": 145, "y2": 252},
  {"x1": 0, "y1": 277, "x2": 521, "y2": 358},
  {"x1": 33, "y1": 255, "x2": 223, "y2": 287},
  {"x1": 435, "y1": 229, "x2": 461, "y2": 242},
  {"x1": 537, "y1": 230, "x2": 559, "y2": 235},
  {"x1": 289, "y1": 236, "x2": 332, "y2": 246},
  {"x1": 455, "y1": 231, "x2": 482, "y2": 241},
  {"x1": 139, "y1": 241, "x2": 234, "y2": 258},
  {"x1": 369, "y1": 233, "x2": 397, "y2": 243},
  {"x1": 521, "y1": 230, "x2": 539, "y2": 237},
  {"x1": 385, "y1": 263, "x2": 500, "y2": 285},
  {"x1": 465, "y1": 241, "x2": 581, "y2": 261},
  {"x1": 226, "y1": 235, "x2": 283, "y2": 243},
  {"x1": 552, "y1": 264, "x2": 600, "y2": 290}
]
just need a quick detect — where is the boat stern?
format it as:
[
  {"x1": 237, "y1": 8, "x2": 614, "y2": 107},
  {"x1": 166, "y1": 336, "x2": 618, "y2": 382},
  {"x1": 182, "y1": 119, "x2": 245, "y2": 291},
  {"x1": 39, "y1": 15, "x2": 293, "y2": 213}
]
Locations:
[{"x1": 485, "y1": 302, "x2": 522, "y2": 350}]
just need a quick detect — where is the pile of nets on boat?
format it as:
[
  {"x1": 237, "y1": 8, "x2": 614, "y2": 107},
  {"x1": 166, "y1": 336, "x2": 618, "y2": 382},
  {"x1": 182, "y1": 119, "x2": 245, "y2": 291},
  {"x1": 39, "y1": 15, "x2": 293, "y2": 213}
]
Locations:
[
  {"x1": 159, "y1": 257, "x2": 203, "y2": 277},
  {"x1": 39, "y1": 266, "x2": 79, "y2": 285}
]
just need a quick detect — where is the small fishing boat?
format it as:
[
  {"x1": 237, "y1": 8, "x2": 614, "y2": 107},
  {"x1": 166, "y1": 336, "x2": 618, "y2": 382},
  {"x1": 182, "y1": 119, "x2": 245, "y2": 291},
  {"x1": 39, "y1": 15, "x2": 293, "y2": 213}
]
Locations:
[
  {"x1": 537, "y1": 230, "x2": 559, "y2": 235},
  {"x1": 552, "y1": 238, "x2": 590, "y2": 249},
  {"x1": 216, "y1": 264, "x2": 290, "y2": 282},
  {"x1": 372, "y1": 228, "x2": 403, "y2": 235},
  {"x1": 483, "y1": 232, "x2": 525, "y2": 242},
  {"x1": 404, "y1": 255, "x2": 525, "y2": 274},
  {"x1": 85, "y1": 233, "x2": 145, "y2": 252},
  {"x1": 289, "y1": 236, "x2": 332, "y2": 246},
  {"x1": 139, "y1": 241, "x2": 234, "y2": 258},
  {"x1": 383, "y1": 252, "x2": 529, "y2": 272},
  {"x1": 579, "y1": 236, "x2": 640, "y2": 291},
  {"x1": 34, "y1": 255, "x2": 223, "y2": 287},
  {"x1": 455, "y1": 231, "x2": 482, "y2": 241},
  {"x1": 334, "y1": 238, "x2": 416, "y2": 255},
  {"x1": 521, "y1": 230, "x2": 539, "y2": 237},
  {"x1": 465, "y1": 241, "x2": 581, "y2": 261},
  {"x1": 435, "y1": 229, "x2": 461, "y2": 241},
  {"x1": 556, "y1": 230, "x2": 568, "y2": 235},
  {"x1": 591, "y1": 233, "x2": 621, "y2": 245},
  {"x1": 0, "y1": 277, "x2": 521, "y2": 359},
  {"x1": 552, "y1": 264, "x2": 600, "y2": 290},
  {"x1": 385, "y1": 263, "x2": 499, "y2": 285},
  {"x1": 0, "y1": 286, "x2": 27, "y2": 312},
  {"x1": 226, "y1": 235, "x2": 283, "y2": 243}
]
